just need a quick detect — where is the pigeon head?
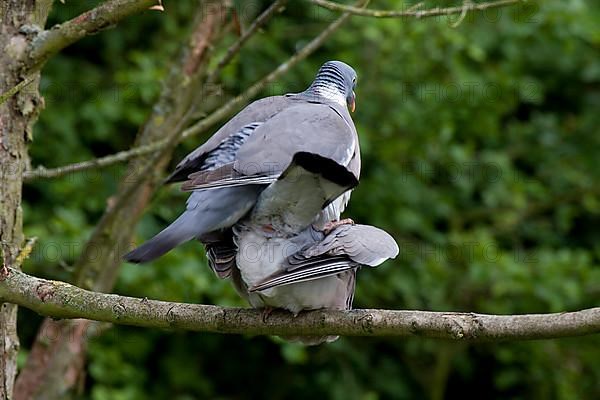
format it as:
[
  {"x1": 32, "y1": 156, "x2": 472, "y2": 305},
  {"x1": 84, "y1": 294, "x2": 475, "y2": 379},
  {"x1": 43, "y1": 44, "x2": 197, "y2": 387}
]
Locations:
[{"x1": 304, "y1": 61, "x2": 357, "y2": 112}]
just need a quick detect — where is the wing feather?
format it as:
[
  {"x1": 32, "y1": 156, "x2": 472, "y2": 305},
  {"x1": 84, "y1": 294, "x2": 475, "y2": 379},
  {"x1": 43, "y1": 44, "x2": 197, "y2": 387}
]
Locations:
[{"x1": 248, "y1": 256, "x2": 359, "y2": 292}]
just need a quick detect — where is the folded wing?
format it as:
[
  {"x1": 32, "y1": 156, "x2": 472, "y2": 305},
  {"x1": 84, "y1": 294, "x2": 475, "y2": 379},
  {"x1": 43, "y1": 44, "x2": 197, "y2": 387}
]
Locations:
[{"x1": 249, "y1": 224, "x2": 398, "y2": 292}]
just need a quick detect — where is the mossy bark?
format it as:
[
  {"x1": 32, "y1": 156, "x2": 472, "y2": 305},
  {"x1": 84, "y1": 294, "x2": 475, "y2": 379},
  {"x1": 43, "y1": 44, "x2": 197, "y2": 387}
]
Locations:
[
  {"x1": 2, "y1": 268, "x2": 600, "y2": 341},
  {"x1": 0, "y1": 2, "x2": 51, "y2": 399}
]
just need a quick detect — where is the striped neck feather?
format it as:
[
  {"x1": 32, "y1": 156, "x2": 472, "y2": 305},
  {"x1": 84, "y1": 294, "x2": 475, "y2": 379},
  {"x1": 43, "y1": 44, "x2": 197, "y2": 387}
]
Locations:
[{"x1": 302, "y1": 64, "x2": 347, "y2": 106}]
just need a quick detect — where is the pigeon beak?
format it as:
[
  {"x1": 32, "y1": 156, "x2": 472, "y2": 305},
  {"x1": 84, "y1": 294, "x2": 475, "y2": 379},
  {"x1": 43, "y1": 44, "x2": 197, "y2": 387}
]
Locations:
[{"x1": 349, "y1": 91, "x2": 356, "y2": 113}]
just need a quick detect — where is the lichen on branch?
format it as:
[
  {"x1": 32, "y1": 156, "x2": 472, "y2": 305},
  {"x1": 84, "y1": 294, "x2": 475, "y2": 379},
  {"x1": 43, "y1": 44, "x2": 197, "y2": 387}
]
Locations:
[{"x1": 1, "y1": 268, "x2": 598, "y2": 341}]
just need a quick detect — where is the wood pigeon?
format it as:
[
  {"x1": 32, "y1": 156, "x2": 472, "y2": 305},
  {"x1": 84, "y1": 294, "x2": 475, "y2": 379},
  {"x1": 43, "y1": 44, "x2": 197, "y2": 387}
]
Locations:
[{"x1": 125, "y1": 60, "x2": 361, "y2": 263}]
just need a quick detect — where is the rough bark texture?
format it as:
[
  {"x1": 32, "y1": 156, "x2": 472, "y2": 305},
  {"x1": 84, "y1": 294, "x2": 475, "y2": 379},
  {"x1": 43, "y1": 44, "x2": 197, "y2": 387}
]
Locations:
[
  {"x1": 0, "y1": 2, "x2": 51, "y2": 399},
  {"x1": 1, "y1": 268, "x2": 599, "y2": 341},
  {"x1": 14, "y1": 3, "x2": 227, "y2": 399}
]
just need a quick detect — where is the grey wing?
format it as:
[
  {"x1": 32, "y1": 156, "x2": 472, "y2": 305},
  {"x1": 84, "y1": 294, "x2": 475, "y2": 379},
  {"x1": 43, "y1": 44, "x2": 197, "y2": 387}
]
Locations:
[
  {"x1": 248, "y1": 224, "x2": 398, "y2": 292},
  {"x1": 134, "y1": 122, "x2": 265, "y2": 267},
  {"x1": 180, "y1": 163, "x2": 278, "y2": 191},
  {"x1": 234, "y1": 103, "x2": 359, "y2": 178},
  {"x1": 179, "y1": 102, "x2": 359, "y2": 193},
  {"x1": 248, "y1": 255, "x2": 359, "y2": 292},
  {"x1": 167, "y1": 121, "x2": 263, "y2": 184},
  {"x1": 166, "y1": 96, "x2": 295, "y2": 182},
  {"x1": 181, "y1": 150, "x2": 359, "y2": 232},
  {"x1": 198, "y1": 122, "x2": 262, "y2": 171},
  {"x1": 301, "y1": 224, "x2": 400, "y2": 266},
  {"x1": 126, "y1": 97, "x2": 315, "y2": 264},
  {"x1": 236, "y1": 102, "x2": 361, "y2": 226}
]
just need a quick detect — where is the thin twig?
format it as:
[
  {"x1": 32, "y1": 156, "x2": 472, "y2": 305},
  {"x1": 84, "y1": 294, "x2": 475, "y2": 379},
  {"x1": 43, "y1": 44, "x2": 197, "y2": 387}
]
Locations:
[
  {"x1": 24, "y1": 0, "x2": 287, "y2": 182},
  {"x1": 23, "y1": 141, "x2": 166, "y2": 181},
  {"x1": 68, "y1": 2, "x2": 226, "y2": 294},
  {"x1": 206, "y1": 0, "x2": 288, "y2": 85},
  {"x1": 451, "y1": 0, "x2": 473, "y2": 28},
  {"x1": 1, "y1": 268, "x2": 598, "y2": 341},
  {"x1": 308, "y1": 0, "x2": 525, "y2": 18}
]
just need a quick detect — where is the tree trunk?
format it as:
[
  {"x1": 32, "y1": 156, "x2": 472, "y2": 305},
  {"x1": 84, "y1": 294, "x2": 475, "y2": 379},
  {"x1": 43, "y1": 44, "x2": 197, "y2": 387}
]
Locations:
[
  {"x1": 0, "y1": 1, "x2": 51, "y2": 399},
  {"x1": 14, "y1": 2, "x2": 227, "y2": 398}
]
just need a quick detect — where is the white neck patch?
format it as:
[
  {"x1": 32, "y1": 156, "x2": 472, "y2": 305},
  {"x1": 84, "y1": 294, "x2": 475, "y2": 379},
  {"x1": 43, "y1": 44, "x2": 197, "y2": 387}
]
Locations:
[{"x1": 313, "y1": 86, "x2": 346, "y2": 107}]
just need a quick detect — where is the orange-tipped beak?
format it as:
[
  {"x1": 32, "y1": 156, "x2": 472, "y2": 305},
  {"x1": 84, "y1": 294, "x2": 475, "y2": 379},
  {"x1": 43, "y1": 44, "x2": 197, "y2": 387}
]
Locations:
[{"x1": 350, "y1": 91, "x2": 356, "y2": 113}]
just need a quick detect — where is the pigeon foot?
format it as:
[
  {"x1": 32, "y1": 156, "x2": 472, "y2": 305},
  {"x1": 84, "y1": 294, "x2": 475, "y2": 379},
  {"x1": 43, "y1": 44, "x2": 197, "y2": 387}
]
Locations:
[
  {"x1": 322, "y1": 218, "x2": 355, "y2": 234},
  {"x1": 261, "y1": 307, "x2": 274, "y2": 323}
]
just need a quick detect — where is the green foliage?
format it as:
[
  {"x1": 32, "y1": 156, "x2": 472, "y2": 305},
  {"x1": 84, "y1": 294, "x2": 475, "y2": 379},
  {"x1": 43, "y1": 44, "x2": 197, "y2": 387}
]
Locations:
[{"x1": 20, "y1": 0, "x2": 600, "y2": 399}]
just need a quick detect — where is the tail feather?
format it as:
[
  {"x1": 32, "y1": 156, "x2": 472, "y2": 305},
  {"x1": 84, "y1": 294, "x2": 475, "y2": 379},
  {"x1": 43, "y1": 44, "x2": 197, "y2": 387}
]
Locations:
[
  {"x1": 124, "y1": 213, "x2": 198, "y2": 263},
  {"x1": 124, "y1": 186, "x2": 262, "y2": 263}
]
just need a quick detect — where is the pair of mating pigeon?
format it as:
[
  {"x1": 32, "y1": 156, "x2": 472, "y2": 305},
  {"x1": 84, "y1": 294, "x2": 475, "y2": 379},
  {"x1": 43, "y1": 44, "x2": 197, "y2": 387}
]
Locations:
[{"x1": 125, "y1": 61, "x2": 399, "y2": 343}]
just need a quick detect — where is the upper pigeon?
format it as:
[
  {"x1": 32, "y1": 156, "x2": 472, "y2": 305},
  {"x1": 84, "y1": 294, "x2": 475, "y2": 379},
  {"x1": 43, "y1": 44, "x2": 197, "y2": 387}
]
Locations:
[{"x1": 124, "y1": 61, "x2": 360, "y2": 263}]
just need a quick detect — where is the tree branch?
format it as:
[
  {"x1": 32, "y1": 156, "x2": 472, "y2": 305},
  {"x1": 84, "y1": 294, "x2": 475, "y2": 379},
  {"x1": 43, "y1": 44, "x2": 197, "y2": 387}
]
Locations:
[
  {"x1": 1, "y1": 268, "x2": 598, "y2": 341},
  {"x1": 24, "y1": 0, "x2": 365, "y2": 183},
  {"x1": 307, "y1": 0, "x2": 525, "y2": 18},
  {"x1": 206, "y1": 0, "x2": 288, "y2": 85},
  {"x1": 23, "y1": 140, "x2": 165, "y2": 181},
  {"x1": 28, "y1": 0, "x2": 159, "y2": 70}
]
